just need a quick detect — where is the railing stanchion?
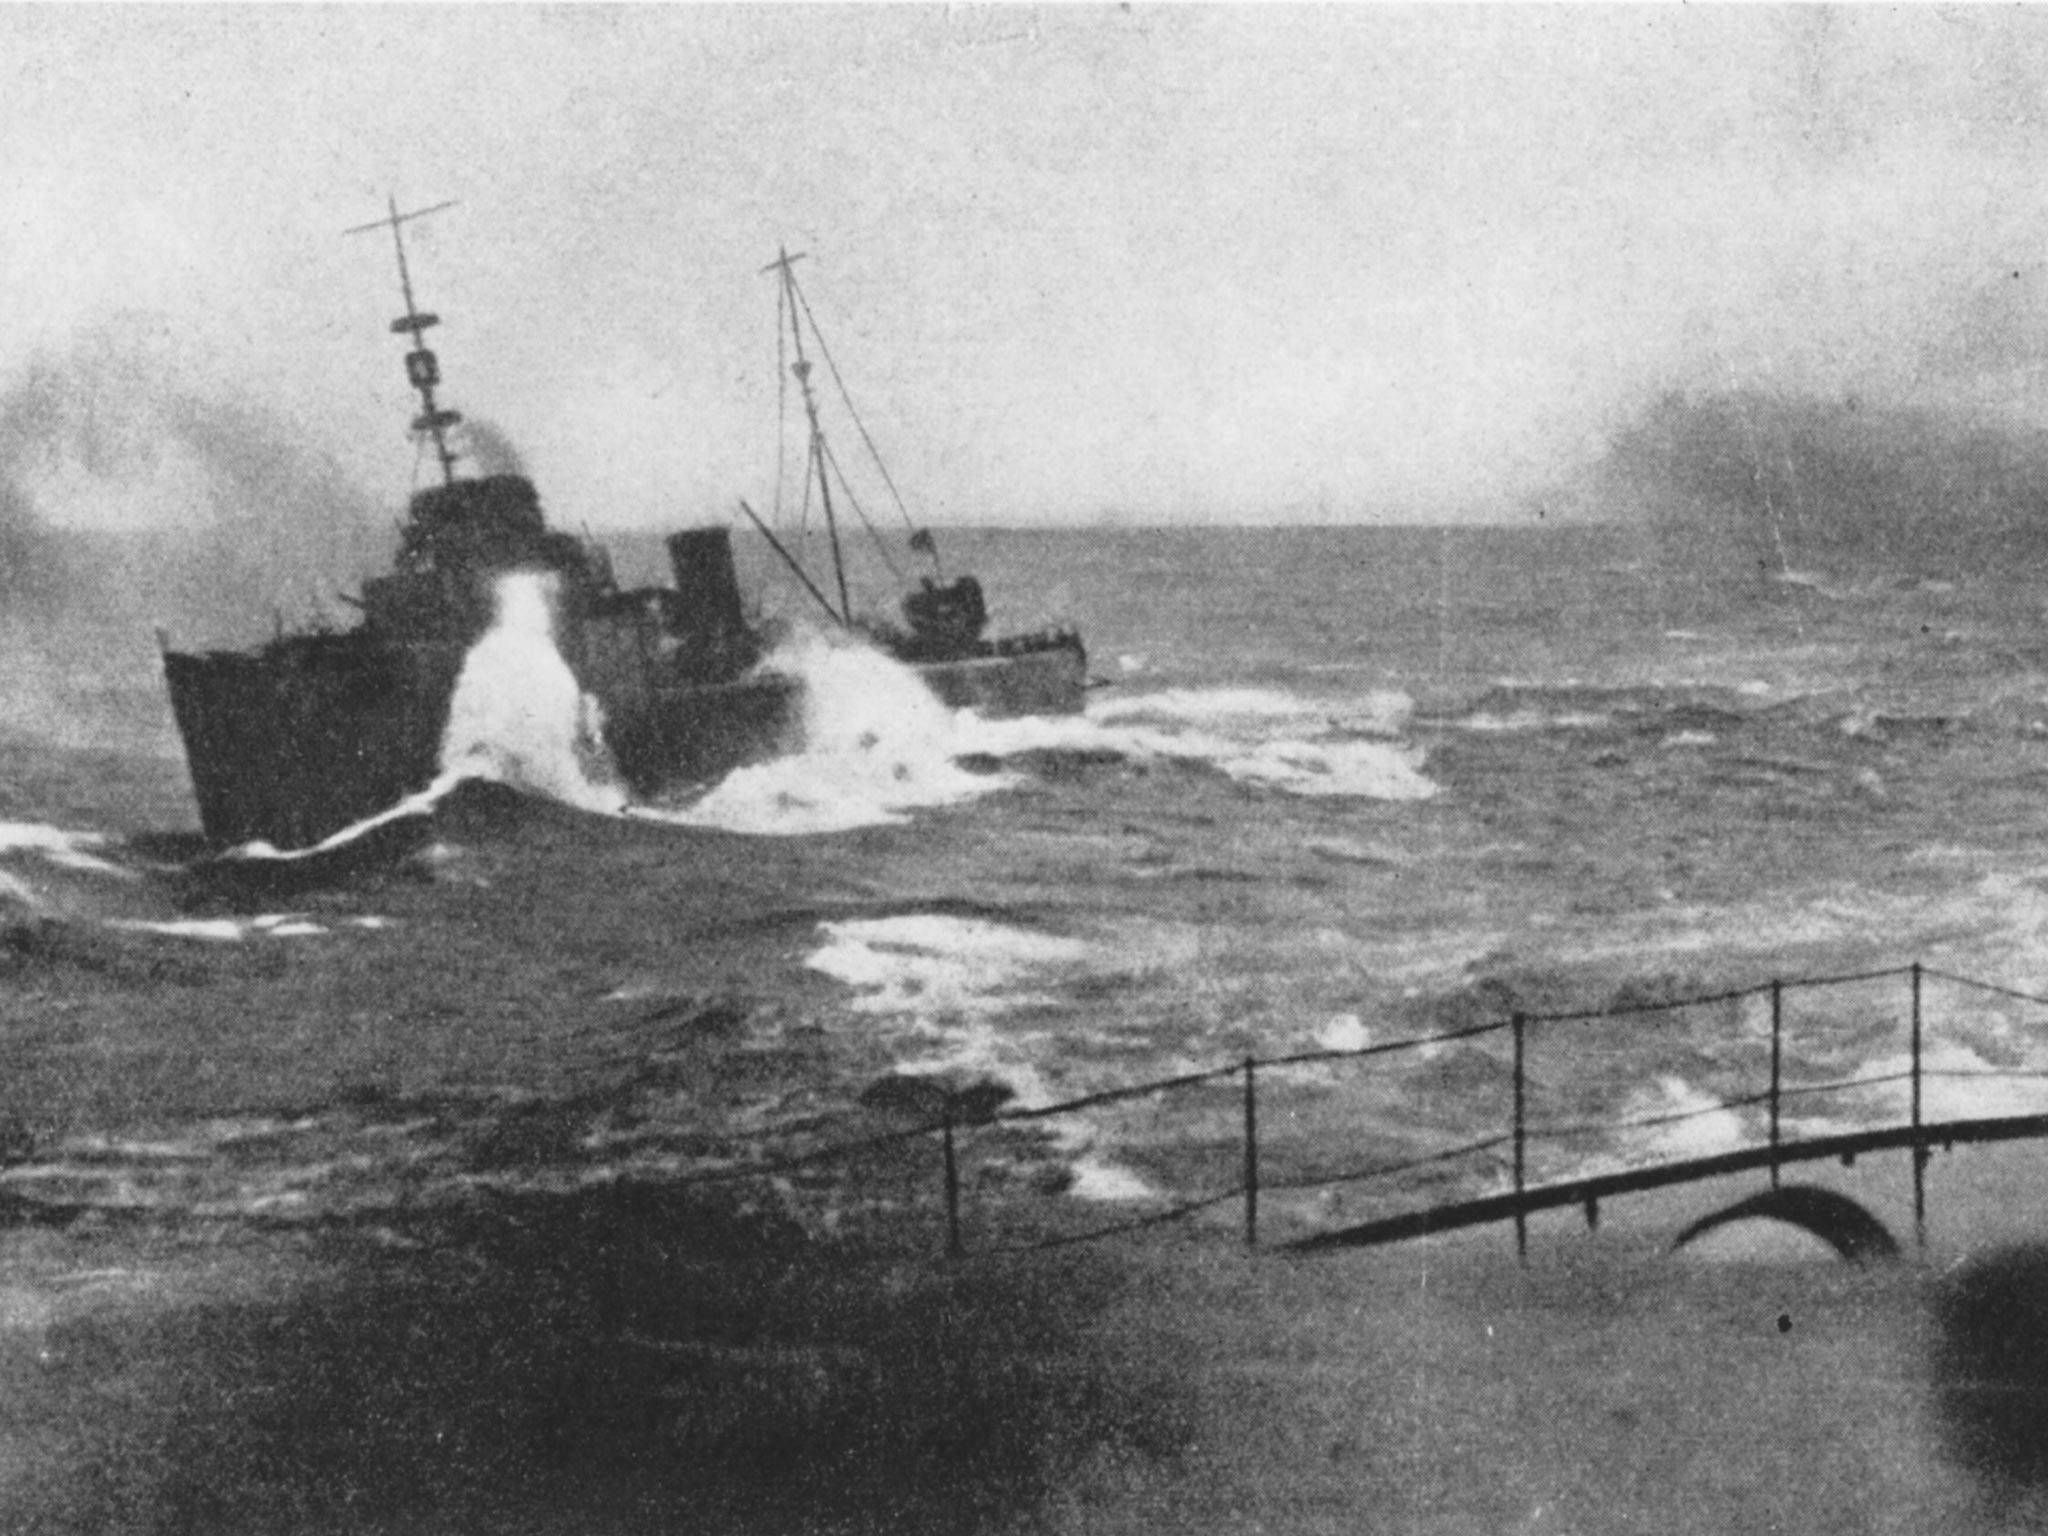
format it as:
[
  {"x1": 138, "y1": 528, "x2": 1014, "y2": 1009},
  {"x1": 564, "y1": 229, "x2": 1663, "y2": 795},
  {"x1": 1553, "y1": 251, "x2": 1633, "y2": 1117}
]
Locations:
[
  {"x1": 1911, "y1": 961, "x2": 1926, "y2": 1254},
  {"x1": 942, "y1": 1108, "x2": 963, "y2": 1259},
  {"x1": 1769, "y1": 980, "x2": 1783, "y2": 1190},
  {"x1": 1243, "y1": 1056, "x2": 1258, "y2": 1250},
  {"x1": 1513, "y1": 1012, "x2": 1528, "y2": 1265}
]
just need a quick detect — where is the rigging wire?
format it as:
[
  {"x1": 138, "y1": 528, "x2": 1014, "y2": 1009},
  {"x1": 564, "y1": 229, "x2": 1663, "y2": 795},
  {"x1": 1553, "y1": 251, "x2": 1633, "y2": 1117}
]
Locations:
[
  {"x1": 798, "y1": 433, "x2": 816, "y2": 538},
  {"x1": 819, "y1": 435, "x2": 907, "y2": 585},
  {"x1": 773, "y1": 274, "x2": 791, "y2": 527},
  {"x1": 787, "y1": 271, "x2": 921, "y2": 538},
  {"x1": 761, "y1": 250, "x2": 941, "y2": 614}
]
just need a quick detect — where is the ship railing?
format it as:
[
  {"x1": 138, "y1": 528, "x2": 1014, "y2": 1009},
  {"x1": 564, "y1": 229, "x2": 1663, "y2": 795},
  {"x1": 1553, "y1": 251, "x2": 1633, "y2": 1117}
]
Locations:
[{"x1": 611, "y1": 960, "x2": 2048, "y2": 1262}]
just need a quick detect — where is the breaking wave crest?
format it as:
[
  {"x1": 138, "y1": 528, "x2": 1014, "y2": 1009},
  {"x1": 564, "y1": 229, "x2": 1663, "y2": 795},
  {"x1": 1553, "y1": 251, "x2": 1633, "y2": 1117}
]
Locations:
[
  {"x1": 962, "y1": 684, "x2": 1438, "y2": 801},
  {"x1": 1094, "y1": 686, "x2": 1413, "y2": 733},
  {"x1": 661, "y1": 663, "x2": 1437, "y2": 833},
  {"x1": 0, "y1": 821, "x2": 124, "y2": 875},
  {"x1": 645, "y1": 630, "x2": 1015, "y2": 836}
]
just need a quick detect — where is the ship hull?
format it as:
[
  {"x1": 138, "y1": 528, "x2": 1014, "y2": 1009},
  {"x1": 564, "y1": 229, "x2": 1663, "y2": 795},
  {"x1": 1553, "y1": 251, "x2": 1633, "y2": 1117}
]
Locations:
[
  {"x1": 162, "y1": 640, "x2": 465, "y2": 850},
  {"x1": 912, "y1": 639, "x2": 1087, "y2": 718},
  {"x1": 604, "y1": 674, "x2": 806, "y2": 792},
  {"x1": 163, "y1": 634, "x2": 1087, "y2": 849}
]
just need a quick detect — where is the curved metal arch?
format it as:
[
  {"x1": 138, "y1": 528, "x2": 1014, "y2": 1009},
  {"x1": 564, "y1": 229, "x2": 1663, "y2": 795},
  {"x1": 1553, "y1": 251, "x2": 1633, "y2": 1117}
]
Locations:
[{"x1": 1671, "y1": 1184, "x2": 1899, "y2": 1264}]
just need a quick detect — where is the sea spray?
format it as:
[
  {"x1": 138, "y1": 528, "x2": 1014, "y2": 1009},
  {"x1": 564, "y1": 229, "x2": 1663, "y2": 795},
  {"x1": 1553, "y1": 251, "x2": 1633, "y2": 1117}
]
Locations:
[
  {"x1": 805, "y1": 911, "x2": 1159, "y2": 1201},
  {"x1": 218, "y1": 572, "x2": 629, "y2": 859},
  {"x1": 807, "y1": 913, "x2": 1086, "y2": 1025},
  {"x1": 651, "y1": 629, "x2": 1013, "y2": 835},
  {"x1": 0, "y1": 322, "x2": 384, "y2": 631},
  {"x1": 439, "y1": 572, "x2": 628, "y2": 815},
  {"x1": 960, "y1": 685, "x2": 1438, "y2": 801},
  {"x1": 1093, "y1": 686, "x2": 1414, "y2": 734},
  {"x1": 0, "y1": 821, "x2": 125, "y2": 875}
]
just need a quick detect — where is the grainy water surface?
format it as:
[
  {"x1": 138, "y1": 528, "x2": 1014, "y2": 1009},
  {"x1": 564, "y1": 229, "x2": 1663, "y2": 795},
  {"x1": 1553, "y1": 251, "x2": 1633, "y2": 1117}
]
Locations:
[{"x1": 7, "y1": 523, "x2": 2048, "y2": 1241}]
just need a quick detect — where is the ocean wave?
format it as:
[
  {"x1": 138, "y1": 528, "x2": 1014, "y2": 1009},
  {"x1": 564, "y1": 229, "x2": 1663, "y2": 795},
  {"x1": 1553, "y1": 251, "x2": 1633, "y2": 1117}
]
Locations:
[
  {"x1": 806, "y1": 913, "x2": 1086, "y2": 1026},
  {"x1": 968, "y1": 685, "x2": 1437, "y2": 802},
  {"x1": 663, "y1": 674, "x2": 1441, "y2": 829},
  {"x1": 1614, "y1": 1075, "x2": 1753, "y2": 1160},
  {"x1": 1210, "y1": 735, "x2": 1436, "y2": 799},
  {"x1": 0, "y1": 820, "x2": 126, "y2": 875},
  {"x1": 1455, "y1": 708, "x2": 1613, "y2": 734},
  {"x1": 1773, "y1": 1054, "x2": 2048, "y2": 1144},
  {"x1": 643, "y1": 633, "x2": 1018, "y2": 836},
  {"x1": 103, "y1": 913, "x2": 386, "y2": 942},
  {"x1": 1092, "y1": 685, "x2": 1414, "y2": 736}
]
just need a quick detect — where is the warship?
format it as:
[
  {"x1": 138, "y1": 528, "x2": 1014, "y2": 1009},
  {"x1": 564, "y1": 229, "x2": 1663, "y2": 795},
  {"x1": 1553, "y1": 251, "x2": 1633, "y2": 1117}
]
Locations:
[{"x1": 161, "y1": 203, "x2": 1087, "y2": 849}]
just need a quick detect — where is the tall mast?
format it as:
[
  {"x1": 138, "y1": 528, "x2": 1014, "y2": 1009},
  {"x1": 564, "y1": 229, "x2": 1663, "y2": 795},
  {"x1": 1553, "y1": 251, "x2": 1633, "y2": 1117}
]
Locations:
[
  {"x1": 764, "y1": 245, "x2": 852, "y2": 626},
  {"x1": 346, "y1": 197, "x2": 464, "y2": 487}
]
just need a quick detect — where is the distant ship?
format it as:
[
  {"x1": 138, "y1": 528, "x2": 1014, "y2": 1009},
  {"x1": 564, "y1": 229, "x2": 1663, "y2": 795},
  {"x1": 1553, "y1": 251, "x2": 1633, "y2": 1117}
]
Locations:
[{"x1": 160, "y1": 202, "x2": 1086, "y2": 849}]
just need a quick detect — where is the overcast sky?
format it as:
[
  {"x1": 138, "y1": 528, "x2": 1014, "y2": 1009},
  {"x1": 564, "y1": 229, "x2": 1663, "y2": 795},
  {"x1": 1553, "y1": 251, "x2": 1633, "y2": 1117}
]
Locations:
[{"x1": 9, "y1": 5, "x2": 2048, "y2": 529}]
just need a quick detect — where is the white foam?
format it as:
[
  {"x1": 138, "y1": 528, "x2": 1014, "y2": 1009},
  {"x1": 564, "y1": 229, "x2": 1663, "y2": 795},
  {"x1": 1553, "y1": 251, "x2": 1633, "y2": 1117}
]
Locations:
[
  {"x1": 808, "y1": 915, "x2": 1105, "y2": 1144},
  {"x1": 1555, "y1": 874, "x2": 2047, "y2": 970},
  {"x1": 1316, "y1": 1013, "x2": 1373, "y2": 1052},
  {"x1": 1094, "y1": 685, "x2": 1412, "y2": 736},
  {"x1": 0, "y1": 821, "x2": 125, "y2": 876},
  {"x1": 107, "y1": 918, "x2": 245, "y2": 942},
  {"x1": 1459, "y1": 709, "x2": 1611, "y2": 734},
  {"x1": 1833, "y1": 1041, "x2": 2048, "y2": 1124},
  {"x1": 645, "y1": 665, "x2": 1436, "y2": 830},
  {"x1": 1094, "y1": 686, "x2": 1306, "y2": 724},
  {"x1": 649, "y1": 632, "x2": 1015, "y2": 836},
  {"x1": 1097, "y1": 684, "x2": 1417, "y2": 741},
  {"x1": 806, "y1": 914, "x2": 1086, "y2": 1021},
  {"x1": 216, "y1": 575, "x2": 631, "y2": 861},
  {"x1": 1067, "y1": 1156, "x2": 1157, "y2": 1202},
  {"x1": 439, "y1": 573, "x2": 628, "y2": 816},
  {"x1": 219, "y1": 770, "x2": 466, "y2": 863},
  {"x1": 961, "y1": 686, "x2": 1437, "y2": 802},
  {"x1": 1615, "y1": 1076, "x2": 1751, "y2": 1159},
  {"x1": 105, "y1": 914, "x2": 349, "y2": 942}
]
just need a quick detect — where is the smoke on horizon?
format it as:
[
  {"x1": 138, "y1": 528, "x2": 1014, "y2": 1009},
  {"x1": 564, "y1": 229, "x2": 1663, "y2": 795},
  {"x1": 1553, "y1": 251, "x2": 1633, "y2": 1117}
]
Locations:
[
  {"x1": 1558, "y1": 388, "x2": 2048, "y2": 578},
  {"x1": 0, "y1": 317, "x2": 390, "y2": 646}
]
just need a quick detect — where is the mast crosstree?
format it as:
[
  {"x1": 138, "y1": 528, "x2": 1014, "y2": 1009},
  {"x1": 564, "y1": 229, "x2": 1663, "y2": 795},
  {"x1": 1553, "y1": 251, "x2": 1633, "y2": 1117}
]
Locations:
[
  {"x1": 346, "y1": 197, "x2": 464, "y2": 487},
  {"x1": 755, "y1": 246, "x2": 946, "y2": 631}
]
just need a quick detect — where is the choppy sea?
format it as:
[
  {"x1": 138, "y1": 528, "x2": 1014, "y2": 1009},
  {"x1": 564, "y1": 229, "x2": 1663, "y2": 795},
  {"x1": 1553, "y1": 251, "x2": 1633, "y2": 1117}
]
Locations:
[{"x1": 8, "y1": 522, "x2": 2048, "y2": 1243}]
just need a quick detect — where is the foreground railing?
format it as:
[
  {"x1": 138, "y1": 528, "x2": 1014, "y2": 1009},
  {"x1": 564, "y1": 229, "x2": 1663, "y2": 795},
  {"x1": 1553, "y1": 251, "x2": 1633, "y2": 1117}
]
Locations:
[{"x1": 600, "y1": 958, "x2": 2048, "y2": 1262}]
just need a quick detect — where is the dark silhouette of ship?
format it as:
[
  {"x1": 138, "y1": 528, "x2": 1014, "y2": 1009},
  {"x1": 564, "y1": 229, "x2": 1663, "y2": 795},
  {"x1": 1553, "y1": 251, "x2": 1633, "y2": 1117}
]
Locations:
[{"x1": 160, "y1": 202, "x2": 1086, "y2": 849}]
